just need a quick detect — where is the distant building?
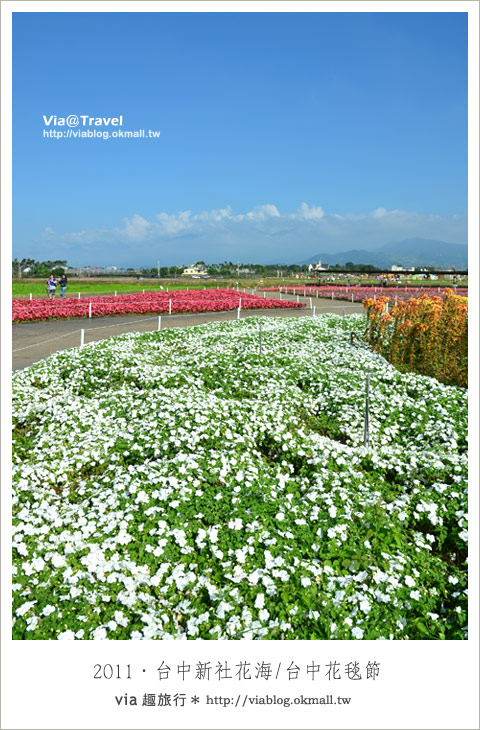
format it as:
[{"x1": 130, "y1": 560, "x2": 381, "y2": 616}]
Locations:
[
  {"x1": 308, "y1": 259, "x2": 328, "y2": 273},
  {"x1": 391, "y1": 265, "x2": 415, "y2": 272},
  {"x1": 181, "y1": 263, "x2": 209, "y2": 277}
]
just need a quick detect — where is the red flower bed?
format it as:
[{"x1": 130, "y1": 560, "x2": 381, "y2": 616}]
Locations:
[
  {"x1": 12, "y1": 289, "x2": 305, "y2": 323},
  {"x1": 260, "y1": 285, "x2": 467, "y2": 304}
]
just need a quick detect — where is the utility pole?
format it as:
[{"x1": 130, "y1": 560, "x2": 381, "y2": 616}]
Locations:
[{"x1": 157, "y1": 260, "x2": 160, "y2": 277}]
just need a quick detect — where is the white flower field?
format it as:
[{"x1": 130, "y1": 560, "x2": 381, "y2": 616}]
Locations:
[{"x1": 12, "y1": 314, "x2": 468, "y2": 640}]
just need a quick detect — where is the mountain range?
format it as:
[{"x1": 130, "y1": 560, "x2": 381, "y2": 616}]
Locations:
[{"x1": 302, "y1": 238, "x2": 468, "y2": 269}]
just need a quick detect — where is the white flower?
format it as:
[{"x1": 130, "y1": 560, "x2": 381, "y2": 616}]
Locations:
[
  {"x1": 92, "y1": 627, "x2": 108, "y2": 640},
  {"x1": 51, "y1": 554, "x2": 66, "y2": 568},
  {"x1": 26, "y1": 616, "x2": 40, "y2": 631},
  {"x1": 207, "y1": 526, "x2": 219, "y2": 543},
  {"x1": 405, "y1": 576, "x2": 415, "y2": 587},
  {"x1": 228, "y1": 518, "x2": 243, "y2": 530},
  {"x1": 235, "y1": 549, "x2": 246, "y2": 564},
  {"x1": 58, "y1": 630, "x2": 76, "y2": 640},
  {"x1": 16, "y1": 601, "x2": 36, "y2": 617},
  {"x1": 32, "y1": 557, "x2": 45, "y2": 572},
  {"x1": 254, "y1": 593, "x2": 265, "y2": 609},
  {"x1": 115, "y1": 610, "x2": 128, "y2": 627},
  {"x1": 42, "y1": 605, "x2": 55, "y2": 616},
  {"x1": 196, "y1": 528, "x2": 207, "y2": 548},
  {"x1": 351, "y1": 627, "x2": 364, "y2": 639}
]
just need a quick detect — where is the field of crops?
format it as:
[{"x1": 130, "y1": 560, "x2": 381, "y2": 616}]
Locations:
[
  {"x1": 12, "y1": 288, "x2": 303, "y2": 323},
  {"x1": 12, "y1": 278, "x2": 234, "y2": 298},
  {"x1": 261, "y1": 285, "x2": 468, "y2": 303},
  {"x1": 12, "y1": 314, "x2": 467, "y2": 640}
]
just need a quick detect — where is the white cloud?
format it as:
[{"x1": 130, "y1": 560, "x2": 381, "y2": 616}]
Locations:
[
  {"x1": 239, "y1": 204, "x2": 280, "y2": 221},
  {"x1": 32, "y1": 203, "x2": 467, "y2": 265},
  {"x1": 122, "y1": 214, "x2": 152, "y2": 241},
  {"x1": 372, "y1": 207, "x2": 388, "y2": 219},
  {"x1": 295, "y1": 202, "x2": 325, "y2": 220},
  {"x1": 155, "y1": 210, "x2": 192, "y2": 235}
]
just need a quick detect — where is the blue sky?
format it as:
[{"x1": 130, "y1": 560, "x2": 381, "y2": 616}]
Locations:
[{"x1": 13, "y1": 11, "x2": 468, "y2": 266}]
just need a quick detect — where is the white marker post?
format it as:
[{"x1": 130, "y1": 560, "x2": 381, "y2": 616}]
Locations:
[
  {"x1": 309, "y1": 297, "x2": 312, "y2": 308},
  {"x1": 115, "y1": 291, "x2": 117, "y2": 297},
  {"x1": 158, "y1": 316, "x2": 162, "y2": 330},
  {"x1": 80, "y1": 329, "x2": 85, "y2": 348},
  {"x1": 313, "y1": 305, "x2": 316, "y2": 316},
  {"x1": 29, "y1": 293, "x2": 32, "y2": 300},
  {"x1": 169, "y1": 299, "x2": 172, "y2": 314},
  {"x1": 78, "y1": 292, "x2": 81, "y2": 299},
  {"x1": 363, "y1": 372, "x2": 370, "y2": 448},
  {"x1": 351, "y1": 294, "x2": 354, "y2": 303},
  {"x1": 88, "y1": 302, "x2": 92, "y2": 318}
]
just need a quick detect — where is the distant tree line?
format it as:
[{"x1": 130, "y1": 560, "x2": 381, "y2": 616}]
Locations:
[
  {"x1": 139, "y1": 261, "x2": 382, "y2": 277},
  {"x1": 12, "y1": 258, "x2": 68, "y2": 278},
  {"x1": 14, "y1": 257, "x2": 447, "y2": 279}
]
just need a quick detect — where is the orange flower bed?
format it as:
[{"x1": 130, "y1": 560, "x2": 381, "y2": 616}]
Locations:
[{"x1": 364, "y1": 290, "x2": 468, "y2": 387}]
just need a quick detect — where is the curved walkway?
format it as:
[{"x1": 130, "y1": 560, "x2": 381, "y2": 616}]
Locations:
[{"x1": 12, "y1": 290, "x2": 364, "y2": 371}]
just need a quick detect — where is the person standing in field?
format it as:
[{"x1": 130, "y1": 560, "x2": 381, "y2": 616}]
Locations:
[
  {"x1": 59, "y1": 274, "x2": 68, "y2": 298},
  {"x1": 47, "y1": 274, "x2": 58, "y2": 299}
]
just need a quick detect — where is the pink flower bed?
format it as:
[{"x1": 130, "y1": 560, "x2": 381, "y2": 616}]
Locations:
[
  {"x1": 12, "y1": 289, "x2": 305, "y2": 323},
  {"x1": 260, "y1": 285, "x2": 467, "y2": 303}
]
